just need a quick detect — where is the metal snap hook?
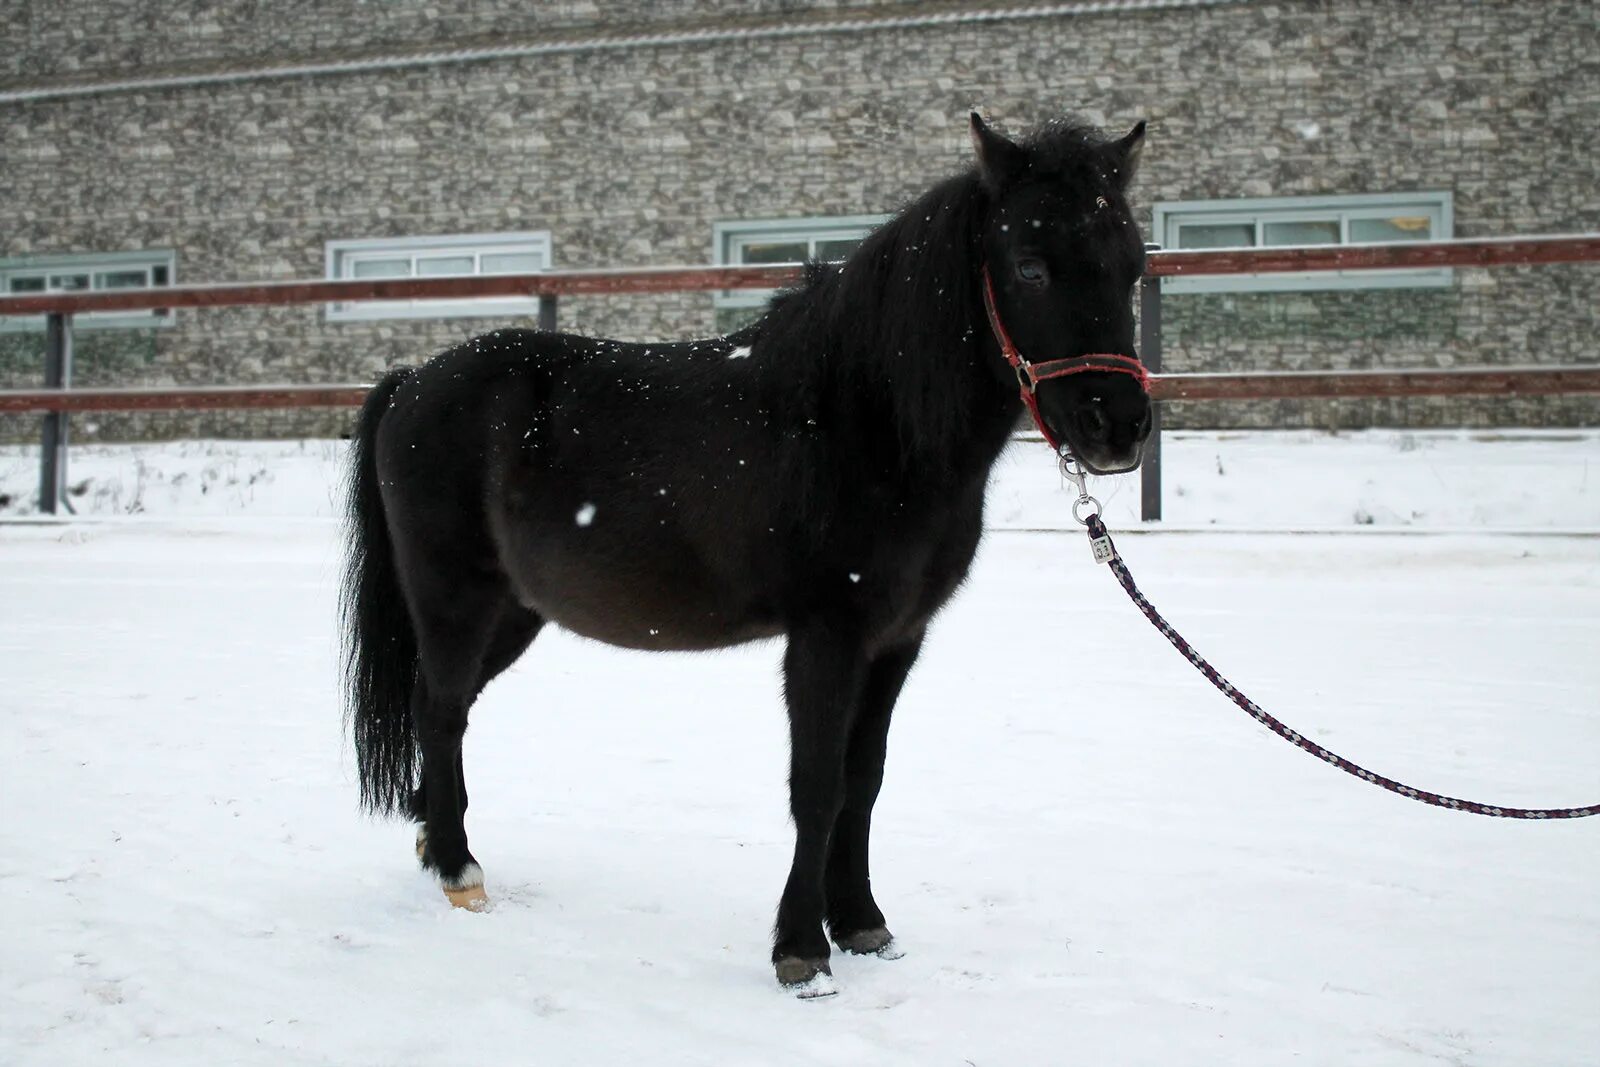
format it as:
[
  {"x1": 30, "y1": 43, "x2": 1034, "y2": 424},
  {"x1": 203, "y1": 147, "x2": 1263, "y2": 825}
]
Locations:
[
  {"x1": 1058, "y1": 447, "x2": 1099, "y2": 526},
  {"x1": 1057, "y1": 448, "x2": 1086, "y2": 493}
]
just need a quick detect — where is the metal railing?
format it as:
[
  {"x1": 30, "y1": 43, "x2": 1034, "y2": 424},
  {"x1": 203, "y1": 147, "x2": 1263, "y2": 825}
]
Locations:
[{"x1": 3, "y1": 235, "x2": 1599, "y2": 517}]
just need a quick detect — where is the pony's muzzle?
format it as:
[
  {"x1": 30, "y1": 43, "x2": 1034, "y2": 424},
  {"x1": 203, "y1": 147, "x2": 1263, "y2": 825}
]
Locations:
[
  {"x1": 1073, "y1": 440, "x2": 1145, "y2": 476},
  {"x1": 1062, "y1": 397, "x2": 1150, "y2": 475}
]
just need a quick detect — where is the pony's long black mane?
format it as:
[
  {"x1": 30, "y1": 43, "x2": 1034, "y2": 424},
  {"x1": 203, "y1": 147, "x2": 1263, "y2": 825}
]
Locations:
[
  {"x1": 740, "y1": 119, "x2": 1115, "y2": 472},
  {"x1": 736, "y1": 171, "x2": 988, "y2": 471}
]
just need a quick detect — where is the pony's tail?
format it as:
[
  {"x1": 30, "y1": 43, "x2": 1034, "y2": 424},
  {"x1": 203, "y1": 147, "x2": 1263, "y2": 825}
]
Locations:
[{"x1": 342, "y1": 368, "x2": 419, "y2": 817}]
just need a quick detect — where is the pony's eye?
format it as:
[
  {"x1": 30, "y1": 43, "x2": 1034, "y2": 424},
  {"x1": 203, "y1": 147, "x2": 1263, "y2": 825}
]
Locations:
[{"x1": 1016, "y1": 259, "x2": 1047, "y2": 285}]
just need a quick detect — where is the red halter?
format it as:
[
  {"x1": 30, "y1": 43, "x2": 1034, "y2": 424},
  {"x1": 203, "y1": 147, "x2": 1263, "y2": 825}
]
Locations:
[{"x1": 980, "y1": 266, "x2": 1150, "y2": 452}]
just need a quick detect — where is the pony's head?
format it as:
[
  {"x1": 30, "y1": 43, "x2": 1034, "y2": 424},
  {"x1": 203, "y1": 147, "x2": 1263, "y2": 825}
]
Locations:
[{"x1": 970, "y1": 113, "x2": 1152, "y2": 475}]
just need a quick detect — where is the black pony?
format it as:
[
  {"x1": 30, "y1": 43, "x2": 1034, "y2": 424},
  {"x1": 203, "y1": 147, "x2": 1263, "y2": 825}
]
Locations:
[{"x1": 344, "y1": 113, "x2": 1152, "y2": 996}]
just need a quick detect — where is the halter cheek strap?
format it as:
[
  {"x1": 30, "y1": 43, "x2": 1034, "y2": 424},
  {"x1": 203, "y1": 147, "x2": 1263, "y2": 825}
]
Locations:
[{"x1": 980, "y1": 266, "x2": 1150, "y2": 451}]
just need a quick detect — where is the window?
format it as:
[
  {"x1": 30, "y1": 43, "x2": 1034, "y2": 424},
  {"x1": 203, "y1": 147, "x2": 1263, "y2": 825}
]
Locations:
[
  {"x1": 712, "y1": 215, "x2": 887, "y2": 329},
  {"x1": 0, "y1": 250, "x2": 175, "y2": 331},
  {"x1": 324, "y1": 232, "x2": 552, "y2": 321},
  {"x1": 1150, "y1": 193, "x2": 1453, "y2": 294}
]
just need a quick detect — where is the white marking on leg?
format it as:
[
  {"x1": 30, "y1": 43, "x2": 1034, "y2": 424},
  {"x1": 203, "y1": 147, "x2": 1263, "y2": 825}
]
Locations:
[
  {"x1": 728, "y1": 345, "x2": 752, "y2": 360},
  {"x1": 442, "y1": 862, "x2": 485, "y2": 891}
]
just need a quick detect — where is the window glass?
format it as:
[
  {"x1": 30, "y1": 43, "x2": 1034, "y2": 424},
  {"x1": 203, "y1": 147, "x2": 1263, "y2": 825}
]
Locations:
[
  {"x1": 1154, "y1": 193, "x2": 1451, "y2": 293},
  {"x1": 416, "y1": 255, "x2": 475, "y2": 277},
  {"x1": 739, "y1": 240, "x2": 810, "y2": 265},
  {"x1": 1179, "y1": 223, "x2": 1254, "y2": 248},
  {"x1": 324, "y1": 233, "x2": 551, "y2": 321},
  {"x1": 1263, "y1": 220, "x2": 1340, "y2": 246},
  {"x1": 1350, "y1": 216, "x2": 1433, "y2": 242},
  {"x1": 481, "y1": 252, "x2": 543, "y2": 274},
  {"x1": 0, "y1": 251, "x2": 176, "y2": 330},
  {"x1": 350, "y1": 258, "x2": 409, "y2": 279}
]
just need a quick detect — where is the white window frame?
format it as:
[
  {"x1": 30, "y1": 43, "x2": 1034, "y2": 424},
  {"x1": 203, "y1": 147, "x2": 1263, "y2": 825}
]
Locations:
[
  {"x1": 0, "y1": 249, "x2": 176, "y2": 332},
  {"x1": 713, "y1": 215, "x2": 888, "y2": 309},
  {"x1": 1151, "y1": 192, "x2": 1454, "y2": 294},
  {"x1": 324, "y1": 231, "x2": 552, "y2": 322}
]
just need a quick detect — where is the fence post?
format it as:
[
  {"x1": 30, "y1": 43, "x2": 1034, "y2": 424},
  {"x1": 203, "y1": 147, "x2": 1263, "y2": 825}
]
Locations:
[
  {"x1": 1139, "y1": 248, "x2": 1163, "y2": 523},
  {"x1": 539, "y1": 294, "x2": 558, "y2": 333},
  {"x1": 39, "y1": 312, "x2": 73, "y2": 515}
]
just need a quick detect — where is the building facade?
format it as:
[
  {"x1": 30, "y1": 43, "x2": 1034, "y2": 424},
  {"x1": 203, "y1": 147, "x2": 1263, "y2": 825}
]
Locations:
[{"x1": 2, "y1": 0, "x2": 1597, "y2": 442}]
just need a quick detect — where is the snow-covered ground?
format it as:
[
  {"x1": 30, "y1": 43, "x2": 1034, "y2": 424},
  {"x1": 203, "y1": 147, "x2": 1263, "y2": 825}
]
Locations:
[
  {"x1": 2, "y1": 433, "x2": 1598, "y2": 1065},
  {"x1": 2, "y1": 428, "x2": 1597, "y2": 530}
]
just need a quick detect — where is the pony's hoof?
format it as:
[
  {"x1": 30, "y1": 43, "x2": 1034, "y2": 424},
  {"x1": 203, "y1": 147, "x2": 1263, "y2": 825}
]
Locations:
[
  {"x1": 442, "y1": 863, "x2": 488, "y2": 911},
  {"x1": 774, "y1": 956, "x2": 834, "y2": 997},
  {"x1": 788, "y1": 971, "x2": 838, "y2": 1000},
  {"x1": 444, "y1": 884, "x2": 490, "y2": 911},
  {"x1": 836, "y1": 926, "x2": 902, "y2": 959}
]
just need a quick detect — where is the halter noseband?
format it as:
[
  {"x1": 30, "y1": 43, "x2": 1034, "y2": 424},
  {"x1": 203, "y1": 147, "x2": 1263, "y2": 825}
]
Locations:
[{"x1": 980, "y1": 266, "x2": 1150, "y2": 451}]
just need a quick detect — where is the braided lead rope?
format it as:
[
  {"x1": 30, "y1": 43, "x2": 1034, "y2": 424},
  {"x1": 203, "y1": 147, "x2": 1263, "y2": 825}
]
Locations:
[{"x1": 1083, "y1": 514, "x2": 1600, "y2": 820}]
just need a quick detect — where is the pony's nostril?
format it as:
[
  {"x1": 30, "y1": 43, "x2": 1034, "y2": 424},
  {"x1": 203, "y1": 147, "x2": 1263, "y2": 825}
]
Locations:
[{"x1": 1077, "y1": 404, "x2": 1110, "y2": 442}]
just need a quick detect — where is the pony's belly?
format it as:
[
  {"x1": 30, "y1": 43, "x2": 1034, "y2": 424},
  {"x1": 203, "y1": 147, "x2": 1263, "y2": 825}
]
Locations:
[
  {"x1": 530, "y1": 592, "x2": 782, "y2": 651},
  {"x1": 512, "y1": 558, "x2": 781, "y2": 653}
]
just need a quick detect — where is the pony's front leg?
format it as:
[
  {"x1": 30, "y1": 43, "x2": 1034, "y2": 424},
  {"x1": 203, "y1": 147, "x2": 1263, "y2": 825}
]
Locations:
[
  {"x1": 825, "y1": 631, "x2": 923, "y2": 959},
  {"x1": 773, "y1": 620, "x2": 868, "y2": 996}
]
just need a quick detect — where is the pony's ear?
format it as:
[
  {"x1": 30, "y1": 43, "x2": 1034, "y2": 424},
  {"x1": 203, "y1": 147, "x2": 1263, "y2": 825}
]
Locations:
[
  {"x1": 969, "y1": 112, "x2": 1028, "y2": 191},
  {"x1": 1110, "y1": 119, "x2": 1146, "y2": 187}
]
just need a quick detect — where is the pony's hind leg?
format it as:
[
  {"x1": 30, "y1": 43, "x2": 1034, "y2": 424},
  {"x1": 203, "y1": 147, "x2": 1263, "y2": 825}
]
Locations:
[
  {"x1": 410, "y1": 675, "x2": 487, "y2": 908},
  {"x1": 410, "y1": 605, "x2": 544, "y2": 857},
  {"x1": 409, "y1": 597, "x2": 544, "y2": 910}
]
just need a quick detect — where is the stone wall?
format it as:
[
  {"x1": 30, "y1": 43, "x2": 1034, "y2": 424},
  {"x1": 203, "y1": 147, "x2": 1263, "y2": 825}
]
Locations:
[
  {"x1": 2, "y1": 0, "x2": 1596, "y2": 443},
  {"x1": 6, "y1": 0, "x2": 919, "y2": 81}
]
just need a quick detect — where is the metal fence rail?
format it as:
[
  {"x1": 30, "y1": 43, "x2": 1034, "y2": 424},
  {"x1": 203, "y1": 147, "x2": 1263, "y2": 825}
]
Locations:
[{"x1": 3, "y1": 234, "x2": 1597, "y2": 517}]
